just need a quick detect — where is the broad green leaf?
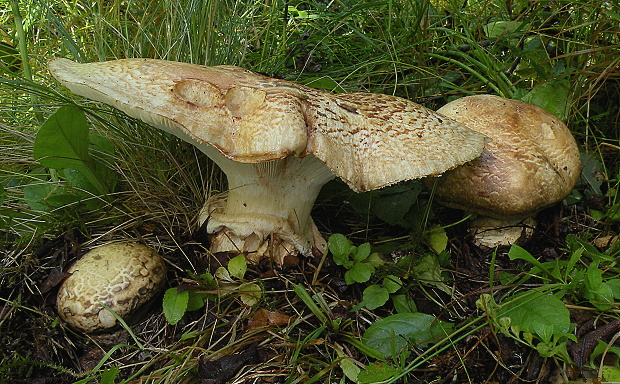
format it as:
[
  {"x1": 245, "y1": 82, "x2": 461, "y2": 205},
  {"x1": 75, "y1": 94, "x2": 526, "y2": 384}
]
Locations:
[
  {"x1": 606, "y1": 279, "x2": 620, "y2": 298},
  {"x1": 0, "y1": 185, "x2": 5, "y2": 206},
  {"x1": 238, "y1": 282, "x2": 261, "y2": 306},
  {"x1": 34, "y1": 106, "x2": 108, "y2": 194},
  {"x1": 345, "y1": 261, "x2": 374, "y2": 284},
  {"x1": 358, "y1": 362, "x2": 399, "y2": 383},
  {"x1": 354, "y1": 242, "x2": 371, "y2": 261},
  {"x1": 603, "y1": 366, "x2": 620, "y2": 382},
  {"x1": 392, "y1": 294, "x2": 417, "y2": 314},
  {"x1": 328, "y1": 233, "x2": 354, "y2": 264},
  {"x1": 412, "y1": 254, "x2": 451, "y2": 294},
  {"x1": 427, "y1": 225, "x2": 448, "y2": 254},
  {"x1": 498, "y1": 291, "x2": 570, "y2": 338},
  {"x1": 521, "y1": 79, "x2": 570, "y2": 120},
  {"x1": 228, "y1": 254, "x2": 247, "y2": 280},
  {"x1": 383, "y1": 275, "x2": 402, "y2": 294},
  {"x1": 215, "y1": 266, "x2": 233, "y2": 282},
  {"x1": 335, "y1": 346, "x2": 360, "y2": 383},
  {"x1": 163, "y1": 288, "x2": 189, "y2": 325},
  {"x1": 363, "y1": 313, "x2": 451, "y2": 359},
  {"x1": 100, "y1": 366, "x2": 120, "y2": 384},
  {"x1": 186, "y1": 291, "x2": 211, "y2": 311},
  {"x1": 362, "y1": 285, "x2": 390, "y2": 310}
]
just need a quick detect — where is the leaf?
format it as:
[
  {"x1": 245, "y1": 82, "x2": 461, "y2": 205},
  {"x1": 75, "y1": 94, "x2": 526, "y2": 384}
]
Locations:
[
  {"x1": 354, "y1": 242, "x2": 371, "y2": 261},
  {"x1": 228, "y1": 254, "x2": 247, "y2": 280},
  {"x1": 328, "y1": 233, "x2": 354, "y2": 264},
  {"x1": 391, "y1": 294, "x2": 417, "y2": 314},
  {"x1": 34, "y1": 105, "x2": 108, "y2": 194},
  {"x1": 238, "y1": 282, "x2": 261, "y2": 306},
  {"x1": 163, "y1": 288, "x2": 189, "y2": 325},
  {"x1": 498, "y1": 291, "x2": 570, "y2": 338},
  {"x1": 521, "y1": 79, "x2": 570, "y2": 120},
  {"x1": 335, "y1": 346, "x2": 360, "y2": 383},
  {"x1": 247, "y1": 309, "x2": 292, "y2": 331},
  {"x1": 508, "y1": 245, "x2": 556, "y2": 280},
  {"x1": 100, "y1": 366, "x2": 120, "y2": 384},
  {"x1": 382, "y1": 275, "x2": 402, "y2": 294},
  {"x1": 363, "y1": 313, "x2": 451, "y2": 359},
  {"x1": 0, "y1": 185, "x2": 5, "y2": 206},
  {"x1": 412, "y1": 254, "x2": 451, "y2": 294},
  {"x1": 427, "y1": 225, "x2": 448, "y2": 254},
  {"x1": 215, "y1": 266, "x2": 233, "y2": 282},
  {"x1": 362, "y1": 285, "x2": 390, "y2": 310},
  {"x1": 345, "y1": 261, "x2": 374, "y2": 284},
  {"x1": 590, "y1": 340, "x2": 620, "y2": 368},
  {"x1": 602, "y1": 366, "x2": 620, "y2": 382},
  {"x1": 186, "y1": 291, "x2": 211, "y2": 311},
  {"x1": 357, "y1": 362, "x2": 399, "y2": 383}
]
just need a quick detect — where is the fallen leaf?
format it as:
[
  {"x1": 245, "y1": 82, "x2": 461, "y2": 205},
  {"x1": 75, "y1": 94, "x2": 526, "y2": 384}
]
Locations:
[{"x1": 247, "y1": 309, "x2": 292, "y2": 331}]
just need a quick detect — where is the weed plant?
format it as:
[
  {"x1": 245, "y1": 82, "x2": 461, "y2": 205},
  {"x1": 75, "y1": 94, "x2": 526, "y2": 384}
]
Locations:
[{"x1": 1, "y1": 0, "x2": 619, "y2": 383}]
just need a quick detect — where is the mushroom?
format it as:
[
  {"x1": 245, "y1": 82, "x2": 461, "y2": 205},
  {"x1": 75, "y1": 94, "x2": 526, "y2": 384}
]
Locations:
[
  {"x1": 427, "y1": 94, "x2": 581, "y2": 247},
  {"x1": 56, "y1": 242, "x2": 166, "y2": 333},
  {"x1": 48, "y1": 58, "x2": 488, "y2": 262}
]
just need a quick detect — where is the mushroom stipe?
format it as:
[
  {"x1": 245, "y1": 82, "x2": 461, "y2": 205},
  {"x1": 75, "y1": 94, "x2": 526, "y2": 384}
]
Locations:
[{"x1": 48, "y1": 58, "x2": 488, "y2": 263}]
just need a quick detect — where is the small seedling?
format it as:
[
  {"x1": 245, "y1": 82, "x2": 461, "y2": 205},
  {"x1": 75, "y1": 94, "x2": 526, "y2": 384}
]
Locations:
[
  {"x1": 163, "y1": 255, "x2": 262, "y2": 325},
  {"x1": 328, "y1": 233, "x2": 384, "y2": 285}
]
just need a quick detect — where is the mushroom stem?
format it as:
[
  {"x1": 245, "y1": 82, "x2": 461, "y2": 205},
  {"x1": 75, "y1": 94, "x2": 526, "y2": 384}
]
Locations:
[{"x1": 198, "y1": 147, "x2": 335, "y2": 262}]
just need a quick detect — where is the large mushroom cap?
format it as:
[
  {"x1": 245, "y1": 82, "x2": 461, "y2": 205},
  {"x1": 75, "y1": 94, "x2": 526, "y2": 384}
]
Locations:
[
  {"x1": 430, "y1": 94, "x2": 581, "y2": 220},
  {"x1": 48, "y1": 58, "x2": 487, "y2": 192}
]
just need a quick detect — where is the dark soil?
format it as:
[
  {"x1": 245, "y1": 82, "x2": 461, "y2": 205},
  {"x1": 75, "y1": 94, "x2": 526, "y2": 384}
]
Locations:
[{"x1": 1, "y1": 183, "x2": 618, "y2": 384}]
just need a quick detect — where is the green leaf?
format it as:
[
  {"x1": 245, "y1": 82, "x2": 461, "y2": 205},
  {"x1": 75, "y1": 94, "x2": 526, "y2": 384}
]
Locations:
[
  {"x1": 228, "y1": 254, "x2": 247, "y2": 280},
  {"x1": 238, "y1": 282, "x2": 262, "y2": 306},
  {"x1": 606, "y1": 279, "x2": 620, "y2": 298},
  {"x1": 357, "y1": 362, "x2": 399, "y2": 383},
  {"x1": 163, "y1": 288, "x2": 189, "y2": 325},
  {"x1": 100, "y1": 366, "x2": 120, "y2": 384},
  {"x1": 362, "y1": 285, "x2": 390, "y2": 310},
  {"x1": 585, "y1": 261, "x2": 603, "y2": 290},
  {"x1": 328, "y1": 233, "x2": 354, "y2": 264},
  {"x1": 508, "y1": 245, "x2": 556, "y2": 280},
  {"x1": 0, "y1": 185, "x2": 5, "y2": 206},
  {"x1": 354, "y1": 242, "x2": 371, "y2": 261},
  {"x1": 34, "y1": 105, "x2": 108, "y2": 194},
  {"x1": 412, "y1": 254, "x2": 451, "y2": 294},
  {"x1": 383, "y1": 275, "x2": 402, "y2": 294},
  {"x1": 391, "y1": 294, "x2": 417, "y2": 314},
  {"x1": 602, "y1": 366, "x2": 620, "y2": 382},
  {"x1": 186, "y1": 291, "x2": 211, "y2": 311},
  {"x1": 363, "y1": 313, "x2": 452, "y2": 359},
  {"x1": 345, "y1": 261, "x2": 374, "y2": 284},
  {"x1": 498, "y1": 291, "x2": 570, "y2": 338},
  {"x1": 427, "y1": 224, "x2": 448, "y2": 254},
  {"x1": 590, "y1": 340, "x2": 620, "y2": 368},
  {"x1": 521, "y1": 79, "x2": 570, "y2": 120}
]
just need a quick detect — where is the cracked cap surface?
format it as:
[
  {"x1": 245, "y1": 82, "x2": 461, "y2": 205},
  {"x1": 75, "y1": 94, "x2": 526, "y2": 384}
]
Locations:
[{"x1": 48, "y1": 58, "x2": 488, "y2": 192}]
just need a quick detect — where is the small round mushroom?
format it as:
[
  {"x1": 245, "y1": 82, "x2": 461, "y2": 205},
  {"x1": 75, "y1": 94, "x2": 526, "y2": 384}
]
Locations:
[
  {"x1": 428, "y1": 94, "x2": 581, "y2": 247},
  {"x1": 56, "y1": 242, "x2": 166, "y2": 333},
  {"x1": 48, "y1": 58, "x2": 488, "y2": 263}
]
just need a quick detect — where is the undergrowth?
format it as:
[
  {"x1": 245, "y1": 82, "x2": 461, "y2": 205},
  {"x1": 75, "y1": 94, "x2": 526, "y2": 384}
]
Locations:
[{"x1": 1, "y1": 0, "x2": 619, "y2": 383}]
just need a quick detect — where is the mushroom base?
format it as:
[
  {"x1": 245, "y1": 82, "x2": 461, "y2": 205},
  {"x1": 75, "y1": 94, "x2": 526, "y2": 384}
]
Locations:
[
  {"x1": 470, "y1": 216, "x2": 536, "y2": 248},
  {"x1": 198, "y1": 154, "x2": 335, "y2": 263}
]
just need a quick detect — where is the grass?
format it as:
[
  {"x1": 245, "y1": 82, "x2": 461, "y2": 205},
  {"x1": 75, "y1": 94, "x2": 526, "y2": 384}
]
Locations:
[{"x1": 1, "y1": 0, "x2": 619, "y2": 383}]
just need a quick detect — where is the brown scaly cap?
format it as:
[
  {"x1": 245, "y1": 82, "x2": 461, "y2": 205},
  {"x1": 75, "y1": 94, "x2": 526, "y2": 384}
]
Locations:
[
  {"x1": 432, "y1": 94, "x2": 581, "y2": 220},
  {"x1": 48, "y1": 58, "x2": 488, "y2": 192}
]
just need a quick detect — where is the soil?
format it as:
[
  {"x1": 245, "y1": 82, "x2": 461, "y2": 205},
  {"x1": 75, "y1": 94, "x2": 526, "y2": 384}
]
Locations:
[{"x1": 1, "y1": 183, "x2": 619, "y2": 384}]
